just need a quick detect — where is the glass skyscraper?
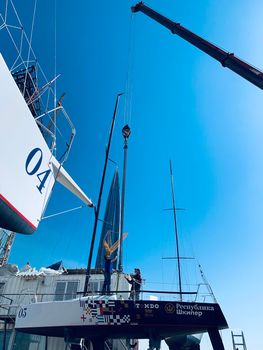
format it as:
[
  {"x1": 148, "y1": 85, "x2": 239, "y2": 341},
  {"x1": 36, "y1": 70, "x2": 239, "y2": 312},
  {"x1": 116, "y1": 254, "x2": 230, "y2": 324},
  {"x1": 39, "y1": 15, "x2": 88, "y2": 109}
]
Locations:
[{"x1": 95, "y1": 168, "x2": 120, "y2": 270}]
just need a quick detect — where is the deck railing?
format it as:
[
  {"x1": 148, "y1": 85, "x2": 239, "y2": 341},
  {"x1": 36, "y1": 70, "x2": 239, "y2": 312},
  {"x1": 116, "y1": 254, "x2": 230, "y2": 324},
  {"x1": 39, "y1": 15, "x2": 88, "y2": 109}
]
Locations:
[{"x1": 0, "y1": 287, "x2": 217, "y2": 320}]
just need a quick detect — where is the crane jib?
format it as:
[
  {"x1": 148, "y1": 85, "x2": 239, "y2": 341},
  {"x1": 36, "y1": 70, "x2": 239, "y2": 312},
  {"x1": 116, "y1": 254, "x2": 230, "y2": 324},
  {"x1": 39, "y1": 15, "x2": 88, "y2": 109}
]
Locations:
[{"x1": 131, "y1": 2, "x2": 263, "y2": 90}]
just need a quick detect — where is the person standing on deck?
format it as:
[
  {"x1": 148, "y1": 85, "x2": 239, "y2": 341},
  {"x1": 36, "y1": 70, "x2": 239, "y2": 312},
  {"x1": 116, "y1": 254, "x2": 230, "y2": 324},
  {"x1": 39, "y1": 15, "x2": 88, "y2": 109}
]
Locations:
[
  {"x1": 102, "y1": 253, "x2": 117, "y2": 294},
  {"x1": 125, "y1": 268, "x2": 142, "y2": 300}
]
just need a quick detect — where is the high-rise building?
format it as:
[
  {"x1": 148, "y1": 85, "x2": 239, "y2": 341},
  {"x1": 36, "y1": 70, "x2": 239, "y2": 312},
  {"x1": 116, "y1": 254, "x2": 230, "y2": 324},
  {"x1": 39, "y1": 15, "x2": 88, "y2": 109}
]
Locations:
[{"x1": 95, "y1": 168, "x2": 120, "y2": 270}]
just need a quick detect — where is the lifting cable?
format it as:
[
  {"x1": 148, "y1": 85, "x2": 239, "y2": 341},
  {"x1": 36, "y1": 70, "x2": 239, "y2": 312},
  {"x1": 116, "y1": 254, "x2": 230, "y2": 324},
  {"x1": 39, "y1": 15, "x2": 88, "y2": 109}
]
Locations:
[
  {"x1": 115, "y1": 14, "x2": 136, "y2": 291},
  {"x1": 123, "y1": 12, "x2": 136, "y2": 127},
  {"x1": 53, "y1": 0, "x2": 57, "y2": 156}
]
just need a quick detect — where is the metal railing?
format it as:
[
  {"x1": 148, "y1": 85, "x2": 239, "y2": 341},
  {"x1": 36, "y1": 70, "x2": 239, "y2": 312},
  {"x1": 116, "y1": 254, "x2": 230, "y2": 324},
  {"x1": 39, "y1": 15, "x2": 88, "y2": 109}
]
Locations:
[{"x1": 0, "y1": 287, "x2": 218, "y2": 319}]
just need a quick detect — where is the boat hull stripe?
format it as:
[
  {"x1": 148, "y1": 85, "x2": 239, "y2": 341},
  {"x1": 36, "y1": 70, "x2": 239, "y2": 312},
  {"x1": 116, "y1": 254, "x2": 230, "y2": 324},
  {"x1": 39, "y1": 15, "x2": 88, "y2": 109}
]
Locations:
[{"x1": 0, "y1": 193, "x2": 36, "y2": 234}]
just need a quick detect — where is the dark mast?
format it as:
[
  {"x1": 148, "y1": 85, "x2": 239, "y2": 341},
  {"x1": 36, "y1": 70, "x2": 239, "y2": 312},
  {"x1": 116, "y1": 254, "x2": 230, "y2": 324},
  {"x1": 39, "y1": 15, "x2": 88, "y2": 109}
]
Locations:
[
  {"x1": 169, "y1": 160, "x2": 183, "y2": 301},
  {"x1": 83, "y1": 93, "x2": 122, "y2": 294},
  {"x1": 118, "y1": 124, "x2": 131, "y2": 272}
]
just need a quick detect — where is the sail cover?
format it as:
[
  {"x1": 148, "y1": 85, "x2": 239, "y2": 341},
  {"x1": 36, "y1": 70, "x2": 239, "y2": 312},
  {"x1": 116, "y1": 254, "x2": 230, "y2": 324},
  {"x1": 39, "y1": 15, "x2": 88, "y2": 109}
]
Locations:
[{"x1": 0, "y1": 53, "x2": 92, "y2": 234}]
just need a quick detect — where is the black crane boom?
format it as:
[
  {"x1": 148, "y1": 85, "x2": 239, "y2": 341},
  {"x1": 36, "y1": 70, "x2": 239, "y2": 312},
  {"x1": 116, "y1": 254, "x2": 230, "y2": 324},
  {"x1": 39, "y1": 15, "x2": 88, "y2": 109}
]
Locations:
[{"x1": 132, "y1": 2, "x2": 263, "y2": 90}]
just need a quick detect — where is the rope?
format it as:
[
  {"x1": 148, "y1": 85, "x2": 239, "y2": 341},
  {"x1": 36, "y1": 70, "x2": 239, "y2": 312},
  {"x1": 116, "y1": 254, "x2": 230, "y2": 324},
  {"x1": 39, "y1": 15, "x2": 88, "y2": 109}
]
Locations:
[
  {"x1": 4, "y1": 0, "x2": 8, "y2": 23},
  {"x1": 54, "y1": 0, "x2": 57, "y2": 156},
  {"x1": 1, "y1": 1, "x2": 73, "y2": 147},
  {"x1": 0, "y1": 1, "x2": 80, "y2": 231},
  {"x1": 42, "y1": 205, "x2": 87, "y2": 220},
  {"x1": 7, "y1": 0, "x2": 56, "y2": 104},
  {"x1": 24, "y1": 0, "x2": 37, "y2": 82},
  {"x1": 7, "y1": 0, "x2": 42, "y2": 102},
  {"x1": 124, "y1": 13, "x2": 136, "y2": 126},
  {"x1": 0, "y1": 6, "x2": 45, "y2": 114}
]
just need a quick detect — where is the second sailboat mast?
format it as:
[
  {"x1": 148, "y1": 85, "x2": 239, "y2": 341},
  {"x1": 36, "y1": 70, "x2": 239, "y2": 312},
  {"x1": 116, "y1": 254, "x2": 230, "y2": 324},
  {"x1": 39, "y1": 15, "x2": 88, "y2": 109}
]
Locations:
[{"x1": 169, "y1": 160, "x2": 183, "y2": 301}]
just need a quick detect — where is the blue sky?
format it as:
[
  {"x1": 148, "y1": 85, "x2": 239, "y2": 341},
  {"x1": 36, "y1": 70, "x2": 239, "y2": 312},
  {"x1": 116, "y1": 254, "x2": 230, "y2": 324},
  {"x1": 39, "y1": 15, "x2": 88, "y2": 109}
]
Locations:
[{"x1": 3, "y1": 0, "x2": 263, "y2": 349}]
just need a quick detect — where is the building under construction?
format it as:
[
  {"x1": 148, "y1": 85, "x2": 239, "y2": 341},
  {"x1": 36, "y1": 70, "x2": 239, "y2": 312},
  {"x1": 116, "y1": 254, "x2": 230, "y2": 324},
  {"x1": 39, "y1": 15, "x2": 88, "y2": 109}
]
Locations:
[{"x1": 0, "y1": 230, "x2": 15, "y2": 268}]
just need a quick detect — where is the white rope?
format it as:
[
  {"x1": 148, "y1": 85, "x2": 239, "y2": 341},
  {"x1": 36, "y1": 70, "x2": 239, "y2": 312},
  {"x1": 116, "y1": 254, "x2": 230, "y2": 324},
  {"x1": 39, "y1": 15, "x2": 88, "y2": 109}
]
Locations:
[
  {"x1": 4, "y1": 0, "x2": 8, "y2": 23},
  {"x1": 23, "y1": 0, "x2": 37, "y2": 97},
  {"x1": 1, "y1": 0, "x2": 74, "y2": 167},
  {"x1": 0, "y1": 13, "x2": 20, "y2": 58},
  {"x1": 1, "y1": 2, "x2": 58, "y2": 107},
  {"x1": 1, "y1": 2, "x2": 62, "y2": 141},
  {"x1": 8, "y1": 0, "x2": 55, "y2": 95},
  {"x1": 0, "y1": 14, "x2": 40, "y2": 118},
  {"x1": 54, "y1": 0, "x2": 57, "y2": 156},
  {"x1": 26, "y1": 0, "x2": 37, "y2": 65},
  {"x1": 42, "y1": 205, "x2": 87, "y2": 220},
  {"x1": 3, "y1": 24, "x2": 20, "y2": 30},
  {"x1": 3, "y1": 1, "x2": 40, "y2": 99}
]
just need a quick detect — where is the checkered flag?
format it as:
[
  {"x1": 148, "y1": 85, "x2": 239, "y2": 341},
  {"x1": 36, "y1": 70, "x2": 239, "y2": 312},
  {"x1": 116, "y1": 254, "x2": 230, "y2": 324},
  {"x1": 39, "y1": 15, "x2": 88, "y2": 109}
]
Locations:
[
  {"x1": 109, "y1": 314, "x2": 121, "y2": 325},
  {"x1": 86, "y1": 302, "x2": 93, "y2": 309},
  {"x1": 121, "y1": 315, "x2": 131, "y2": 324}
]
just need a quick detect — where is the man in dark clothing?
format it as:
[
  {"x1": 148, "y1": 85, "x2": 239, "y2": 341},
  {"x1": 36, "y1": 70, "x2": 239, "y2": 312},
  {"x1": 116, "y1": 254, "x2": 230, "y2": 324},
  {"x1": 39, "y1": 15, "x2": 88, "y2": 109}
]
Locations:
[
  {"x1": 102, "y1": 254, "x2": 117, "y2": 294},
  {"x1": 125, "y1": 268, "x2": 142, "y2": 300}
]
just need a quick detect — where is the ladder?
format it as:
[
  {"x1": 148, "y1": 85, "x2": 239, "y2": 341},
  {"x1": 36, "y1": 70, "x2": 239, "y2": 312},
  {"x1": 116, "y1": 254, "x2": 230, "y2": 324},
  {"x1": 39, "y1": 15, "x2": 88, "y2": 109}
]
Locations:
[{"x1": 231, "y1": 331, "x2": 247, "y2": 350}]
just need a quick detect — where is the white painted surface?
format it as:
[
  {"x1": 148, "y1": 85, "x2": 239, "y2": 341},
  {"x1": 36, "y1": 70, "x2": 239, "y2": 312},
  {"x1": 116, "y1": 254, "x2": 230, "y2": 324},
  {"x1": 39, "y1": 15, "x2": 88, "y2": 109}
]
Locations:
[
  {"x1": 0, "y1": 54, "x2": 93, "y2": 233},
  {"x1": 0, "y1": 53, "x2": 55, "y2": 231},
  {"x1": 51, "y1": 156, "x2": 93, "y2": 206}
]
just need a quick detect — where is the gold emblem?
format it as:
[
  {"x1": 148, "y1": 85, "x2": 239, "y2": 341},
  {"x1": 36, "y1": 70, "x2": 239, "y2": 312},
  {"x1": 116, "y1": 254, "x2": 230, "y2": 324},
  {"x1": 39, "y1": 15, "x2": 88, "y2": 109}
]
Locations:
[{"x1": 164, "y1": 303, "x2": 175, "y2": 314}]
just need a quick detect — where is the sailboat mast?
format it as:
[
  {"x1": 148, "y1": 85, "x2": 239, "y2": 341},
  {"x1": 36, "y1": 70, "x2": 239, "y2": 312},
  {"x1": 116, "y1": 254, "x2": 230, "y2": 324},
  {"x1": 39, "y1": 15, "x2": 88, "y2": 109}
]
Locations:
[
  {"x1": 83, "y1": 93, "x2": 123, "y2": 294},
  {"x1": 169, "y1": 160, "x2": 183, "y2": 301},
  {"x1": 118, "y1": 124, "x2": 131, "y2": 272}
]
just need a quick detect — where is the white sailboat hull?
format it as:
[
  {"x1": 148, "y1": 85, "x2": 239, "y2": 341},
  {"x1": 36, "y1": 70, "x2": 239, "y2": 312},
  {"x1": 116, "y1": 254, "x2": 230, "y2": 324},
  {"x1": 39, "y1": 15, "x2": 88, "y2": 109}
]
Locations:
[
  {"x1": 15, "y1": 296, "x2": 228, "y2": 339},
  {"x1": 0, "y1": 53, "x2": 93, "y2": 234}
]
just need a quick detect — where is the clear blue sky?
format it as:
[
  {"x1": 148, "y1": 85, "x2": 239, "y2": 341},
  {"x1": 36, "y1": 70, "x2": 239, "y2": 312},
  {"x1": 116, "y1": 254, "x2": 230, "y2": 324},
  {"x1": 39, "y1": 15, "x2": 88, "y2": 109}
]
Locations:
[{"x1": 5, "y1": 0, "x2": 263, "y2": 349}]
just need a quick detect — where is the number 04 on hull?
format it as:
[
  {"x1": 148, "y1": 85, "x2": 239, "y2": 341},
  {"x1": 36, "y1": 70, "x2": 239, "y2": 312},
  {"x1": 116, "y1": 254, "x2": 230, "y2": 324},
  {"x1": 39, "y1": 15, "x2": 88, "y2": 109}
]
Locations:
[{"x1": 0, "y1": 53, "x2": 93, "y2": 234}]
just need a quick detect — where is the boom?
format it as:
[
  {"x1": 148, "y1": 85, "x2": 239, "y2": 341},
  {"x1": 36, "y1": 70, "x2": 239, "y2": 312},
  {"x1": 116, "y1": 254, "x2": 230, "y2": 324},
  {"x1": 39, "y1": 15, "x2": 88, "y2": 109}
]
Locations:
[{"x1": 132, "y1": 2, "x2": 263, "y2": 90}]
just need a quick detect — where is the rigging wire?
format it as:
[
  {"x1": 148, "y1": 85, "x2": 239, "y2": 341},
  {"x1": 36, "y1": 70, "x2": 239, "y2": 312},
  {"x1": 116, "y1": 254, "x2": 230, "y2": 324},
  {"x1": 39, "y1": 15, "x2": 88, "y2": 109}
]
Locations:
[
  {"x1": 26, "y1": 0, "x2": 37, "y2": 64},
  {"x1": 4, "y1": 1, "x2": 57, "y2": 105},
  {"x1": 118, "y1": 13, "x2": 136, "y2": 273},
  {"x1": 23, "y1": 0, "x2": 37, "y2": 97},
  {"x1": 123, "y1": 13, "x2": 136, "y2": 126},
  {"x1": 4, "y1": 1, "x2": 50, "y2": 101},
  {"x1": 1, "y1": 1, "x2": 75, "y2": 163},
  {"x1": 54, "y1": 0, "x2": 57, "y2": 156},
  {"x1": 0, "y1": 2, "x2": 79, "y2": 238},
  {"x1": 4, "y1": 0, "x2": 8, "y2": 23},
  {"x1": 41, "y1": 205, "x2": 87, "y2": 220}
]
